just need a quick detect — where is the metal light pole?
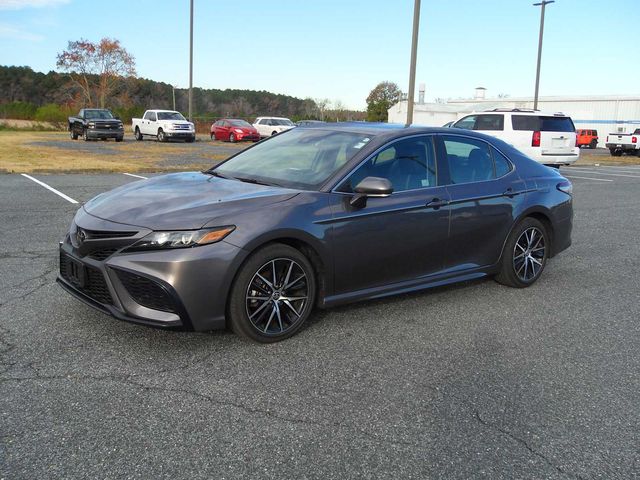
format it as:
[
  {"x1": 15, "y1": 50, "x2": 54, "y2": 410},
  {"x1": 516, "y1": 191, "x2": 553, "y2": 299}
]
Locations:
[
  {"x1": 188, "y1": 0, "x2": 194, "y2": 121},
  {"x1": 405, "y1": 0, "x2": 421, "y2": 127},
  {"x1": 532, "y1": 0, "x2": 554, "y2": 111}
]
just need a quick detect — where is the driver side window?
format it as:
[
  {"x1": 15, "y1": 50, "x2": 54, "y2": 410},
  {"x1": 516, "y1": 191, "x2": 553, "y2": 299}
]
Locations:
[{"x1": 338, "y1": 136, "x2": 437, "y2": 193}]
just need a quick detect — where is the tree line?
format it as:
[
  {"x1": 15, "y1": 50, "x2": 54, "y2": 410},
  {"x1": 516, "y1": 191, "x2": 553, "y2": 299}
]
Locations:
[{"x1": 0, "y1": 64, "x2": 365, "y2": 124}]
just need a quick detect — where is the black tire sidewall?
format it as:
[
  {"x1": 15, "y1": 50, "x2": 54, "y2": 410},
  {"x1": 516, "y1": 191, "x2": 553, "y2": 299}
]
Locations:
[
  {"x1": 497, "y1": 218, "x2": 549, "y2": 288},
  {"x1": 228, "y1": 244, "x2": 316, "y2": 343}
]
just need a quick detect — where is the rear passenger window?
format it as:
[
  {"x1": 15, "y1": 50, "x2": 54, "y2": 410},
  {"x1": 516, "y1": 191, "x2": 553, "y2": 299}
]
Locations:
[
  {"x1": 492, "y1": 147, "x2": 512, "y2": 177},
  {"x1": 474, "y1": 114, "x2": 504, "y2": 131},
  {"x1": 443, "y1": 136, "x2": 494, "y2": 184}
]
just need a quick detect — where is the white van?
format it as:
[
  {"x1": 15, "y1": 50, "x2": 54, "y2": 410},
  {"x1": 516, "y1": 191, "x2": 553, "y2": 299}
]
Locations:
[{"x1": 452, "y1": 109, "x2": 579, "y2": 166}]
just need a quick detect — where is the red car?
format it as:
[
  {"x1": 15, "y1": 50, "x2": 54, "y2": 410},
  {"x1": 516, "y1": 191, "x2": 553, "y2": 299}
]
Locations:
[{"x1": 210, "y1": 119, "x2": 260, "y2": 143}]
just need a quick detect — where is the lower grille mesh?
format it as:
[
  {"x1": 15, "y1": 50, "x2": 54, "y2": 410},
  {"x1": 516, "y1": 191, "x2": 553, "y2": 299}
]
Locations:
[
  {"x1": 115, "y1": 269, "x2": 176, "y2": 313},
  {"x1": 59, "y1": 251, "x2": 113, "y2": 305}
]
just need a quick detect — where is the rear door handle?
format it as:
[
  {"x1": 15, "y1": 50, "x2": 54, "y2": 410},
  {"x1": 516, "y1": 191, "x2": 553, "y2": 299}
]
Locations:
[
  {"x1": 426, "y1": 198, "x2": 449, "y2": 209},
  {"x1": 503, "y1": 187, "x2": 520, "y2": 198}
]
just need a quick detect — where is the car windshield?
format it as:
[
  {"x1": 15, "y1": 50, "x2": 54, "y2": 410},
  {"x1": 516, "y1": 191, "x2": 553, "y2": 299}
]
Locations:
[
  {"x1": 212, "y1": 128, "x2": 372, "y2": 190},
  {"x1": 157, "y1": 111, "x2": 186, "y2": 121},
  {"x1": 85, "y1": 110, "x2": 114, "y2": 120},
  {"x1": 229, "y1": 120, "x2": 252, "y2": 127}
]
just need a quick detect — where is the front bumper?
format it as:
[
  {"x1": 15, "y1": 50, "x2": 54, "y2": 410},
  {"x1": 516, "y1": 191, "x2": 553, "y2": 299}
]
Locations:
[
  {"x1": 165, "y1": 131, "x2": 195, "y2": 139},
  {"x1": 57, "y1": 210, "x2": 246, "y2": 331},
  {"x1": 86, "y1": 128, "x2": 124, "y2": 139},
  {"x1": 236, "y1": 132, "x2": 260, "y2": 142}
]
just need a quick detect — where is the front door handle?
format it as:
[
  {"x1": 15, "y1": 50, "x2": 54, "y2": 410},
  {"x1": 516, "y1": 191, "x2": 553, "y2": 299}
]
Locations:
[{"x1": 426, "y1": 198, "x2": 449, "y2": 209}]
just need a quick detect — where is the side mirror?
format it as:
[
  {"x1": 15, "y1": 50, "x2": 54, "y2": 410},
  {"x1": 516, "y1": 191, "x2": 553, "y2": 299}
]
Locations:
[{"x1": 350, "y1": 176, "x2": 393, "y2": 208}]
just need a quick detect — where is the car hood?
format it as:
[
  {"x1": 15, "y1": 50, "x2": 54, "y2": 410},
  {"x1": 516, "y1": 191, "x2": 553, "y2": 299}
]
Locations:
[{"x1": 83, "y1": 172, "x2": 299, "y2": 230}]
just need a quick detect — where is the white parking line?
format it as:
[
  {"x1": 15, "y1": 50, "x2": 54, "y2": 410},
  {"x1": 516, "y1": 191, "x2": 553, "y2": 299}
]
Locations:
[
  {"x1": 563, "y1": 169, "x2": 640, "y2": 179},
  {"x1": 570, "y1": 167, "x2": 640, "y2": 174},
  {"x1": 123, "y1": 173, "x2": 148, "y2": 179},
  {"x1": 20, "y1": 174, "x2": 78, "y2": 204},
  {"x1": 562, "y1": 174, "x2": 613, "y2": 182}
]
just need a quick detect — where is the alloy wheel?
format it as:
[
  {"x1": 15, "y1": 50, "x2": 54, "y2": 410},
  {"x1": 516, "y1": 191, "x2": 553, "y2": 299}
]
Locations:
[
  {"x1": 513, "y1": 227, "x2": 545, "y2": 282},
  {"x1": 245, "y1": 258, "x2": 309, "y2": 335}
]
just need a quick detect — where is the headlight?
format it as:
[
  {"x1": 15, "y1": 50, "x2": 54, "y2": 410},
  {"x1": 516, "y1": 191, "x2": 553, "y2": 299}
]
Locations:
[
  {"x1": 118, "y1": 124, "x2": 124, "y2": 129},
  {"x1": 233, "y1": 128, "x2": 243, "y2": 133},
  {"x1": 88, "y1": 122, "x2": 95, "y2": 128},
  {"x1": 124, "y1": 226, "x2": 235, "y2": 252}
]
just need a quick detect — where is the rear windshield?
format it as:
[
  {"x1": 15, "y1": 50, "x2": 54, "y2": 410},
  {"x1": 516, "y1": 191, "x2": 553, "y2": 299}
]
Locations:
[{"x1": 512, "y1": 115, "x2": 575, "y2": 132}]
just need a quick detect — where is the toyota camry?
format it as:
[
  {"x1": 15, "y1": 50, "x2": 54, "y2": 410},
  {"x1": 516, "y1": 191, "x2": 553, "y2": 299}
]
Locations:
[{"x1": 58, "y1": 124, "x2": 573, "y2": 343}]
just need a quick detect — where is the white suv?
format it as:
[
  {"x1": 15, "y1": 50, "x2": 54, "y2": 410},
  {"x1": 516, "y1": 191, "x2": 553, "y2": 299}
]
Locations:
[
  {"x1": 253, "y1": 117, "x2": 296, "y2": 138},
  {"x1": 452, "y1": 109, "x2": 579, "y2": 166}
]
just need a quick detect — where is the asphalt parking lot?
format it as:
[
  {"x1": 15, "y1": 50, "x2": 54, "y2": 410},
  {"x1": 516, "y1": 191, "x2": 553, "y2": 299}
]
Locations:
[{"x1": 1, "y1": 165, "x2": 639, "y2": 479}]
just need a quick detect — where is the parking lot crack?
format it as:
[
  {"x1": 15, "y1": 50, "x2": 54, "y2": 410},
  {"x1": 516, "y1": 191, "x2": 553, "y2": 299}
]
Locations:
[{"x1": 473, "y1": 410, "x2": 585, "y2": 480}]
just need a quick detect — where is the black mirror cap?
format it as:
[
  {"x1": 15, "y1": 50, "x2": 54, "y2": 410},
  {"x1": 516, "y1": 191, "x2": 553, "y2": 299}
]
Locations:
[{"x1": 354, "y1": 176, "x2": 393, "y2": 197}]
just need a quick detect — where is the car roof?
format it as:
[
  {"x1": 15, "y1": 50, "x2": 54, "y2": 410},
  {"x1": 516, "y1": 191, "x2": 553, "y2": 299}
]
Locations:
[
  {"x1": 256, "y1": 116, "x2": 291, "y2": 120},
  {"x1": 301, "y1": 122, "x2": 494, "y2": 139},
  {"x1": 148, "y1": 109, "x2": 181, "y2": 114},
  {"x1": 470, "y1": 110, "x2": 571, "y2": 117}
]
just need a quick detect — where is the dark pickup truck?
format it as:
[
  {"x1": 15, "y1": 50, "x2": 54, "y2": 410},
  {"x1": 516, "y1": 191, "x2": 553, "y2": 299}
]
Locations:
[{"x1": 68, "y1": 108, "x2": 124, "y2": 142}]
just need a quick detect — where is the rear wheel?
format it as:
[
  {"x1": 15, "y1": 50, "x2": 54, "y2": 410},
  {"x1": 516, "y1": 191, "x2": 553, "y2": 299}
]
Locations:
[
  {"x1": 135, "y1": 128, "x2": 143, "y2": 141},
  {"x1": 228, "y1": 244, "x2": 316, "y2": 343},
  {"x1": 610, "y1": 148, "x2": 622, "y2": 157},
  {"x1": 589, "y1": 139, "x2": 597, "y2": 149},
  {"x1": 495, "y1": 218, "x2": 549, "y2": 288},
  {"x1": 271, "y1": 130, "x2": 278, "y2": 136}
]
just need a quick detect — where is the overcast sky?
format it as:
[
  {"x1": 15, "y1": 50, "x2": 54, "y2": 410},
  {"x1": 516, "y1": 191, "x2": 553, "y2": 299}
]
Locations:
[{"x1": 0, "y1": 0, "x2": 638, "y2": 110}]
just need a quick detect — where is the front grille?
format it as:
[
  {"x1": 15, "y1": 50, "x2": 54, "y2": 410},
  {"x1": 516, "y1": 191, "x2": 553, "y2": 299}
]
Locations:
[
  {"x1": 82, "y1": 229, "x2": 137, "y2": 240},
  {"x1": 60, "y1": 251, "x2": 113, "y2": 305},
  {"x1": 115, "y1": 269, "x2": 176, "y2": 313},
  {"x1": 88, "y1": 248, "x2": 119, "y2": 261}
]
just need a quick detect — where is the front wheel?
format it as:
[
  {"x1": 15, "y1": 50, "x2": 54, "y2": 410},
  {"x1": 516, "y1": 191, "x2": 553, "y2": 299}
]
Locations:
[
  {"x1": 228, "y1": 244, "x2": 316, "y2": 343},
  {"x1": 495, "y1": 218, "x2": 549, "y2": 288},
  {"x1": 83, "y1": 128, "x2": 90, "y2": 141},
  {"x1": 229, "y1": 132, "x2": 236, "y2": 143},
  {"x1": 157, "y1": 129, "x2": 166, "y2": 142},
  {"x1": 271, "y1": 130, "x2": 278, "y2": 136}
]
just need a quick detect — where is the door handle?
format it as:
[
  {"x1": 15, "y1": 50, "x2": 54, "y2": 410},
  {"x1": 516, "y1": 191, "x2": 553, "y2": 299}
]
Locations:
[
  {"x1": 426, "y1": 198, "x2": 449, "y2": 209},
  {"x1": 503, "y1": 187, "x2": 517, "y2": 198}
]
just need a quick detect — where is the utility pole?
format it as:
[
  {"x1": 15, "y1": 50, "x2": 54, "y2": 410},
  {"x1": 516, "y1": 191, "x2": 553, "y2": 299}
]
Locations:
[
  {"x1": 188, "y1": 0, "x2": 194, "y2": 121},
  {"x1": 533, "y1": 0, "x2": 554, "y2": 110},
  {"x1": 405, "y1": 0, "x2": 421, "y2": 127},
  {"x1": 172, "y1": 85, "x2": 176, "y2": 111}
]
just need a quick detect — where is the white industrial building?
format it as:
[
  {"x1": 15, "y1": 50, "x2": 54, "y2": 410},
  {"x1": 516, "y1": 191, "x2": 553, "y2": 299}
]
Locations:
[{"x1": 388, "y1": 86, "x2": 640, "y2": 148}]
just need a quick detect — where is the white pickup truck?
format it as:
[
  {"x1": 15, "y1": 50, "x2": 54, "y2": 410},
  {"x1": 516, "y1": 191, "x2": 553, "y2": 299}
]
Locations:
[
  {"x1": 605, "y1": 128, "x2": 640, "y2": 156},
  {"x1": 132, "y1": 110, "x2": 195, "y2": 142}
]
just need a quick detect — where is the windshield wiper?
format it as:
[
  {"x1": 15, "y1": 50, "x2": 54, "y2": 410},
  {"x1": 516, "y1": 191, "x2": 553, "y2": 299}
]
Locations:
[
  {"x1": 234, "y1": 176, "x2": 283, "y2": 187},
  {"x1": 208, "y1": 170, "x2": 233, "y2": 180}
]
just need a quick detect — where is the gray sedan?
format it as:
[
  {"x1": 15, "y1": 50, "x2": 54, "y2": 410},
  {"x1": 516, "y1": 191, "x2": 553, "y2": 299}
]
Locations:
[{"x1": 58, "y1": 124, "x2": 573, "y2": 342}]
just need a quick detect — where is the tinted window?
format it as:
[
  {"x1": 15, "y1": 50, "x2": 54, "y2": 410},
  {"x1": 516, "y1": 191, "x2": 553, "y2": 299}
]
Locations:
[
  {"x1": 443, "y1": 136, "x2": 494, "y2": 184},
  {"x1": 340, "y1": 136, "x2": 437, "y2": 193},
  {"x1": 492, "y1": 147, "x2": 512, "y2": 177},
  {"x1": 512, "y1": 115, "x2": 575, "y2": 132},
  {"x1": 149, "y1": 112, "x2": 157, "y2": 122},
  {"x1": 475, "y1": 114, "x2": 504, "y2": 131}
]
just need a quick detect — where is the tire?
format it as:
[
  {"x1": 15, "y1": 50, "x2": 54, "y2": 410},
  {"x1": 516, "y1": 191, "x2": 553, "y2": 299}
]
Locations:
[
  {"x1": 271, "y1": 130, "x2": 278, "y2": 136},
  {"x1": 228, "y1": 244, "x2": 317, "y2": 343},
  {"x1": 610, "y1": 149, "x2": 622, "y2": 157},
  {"x1": 186, "y1": 135, "x2": 195, "y2": 143},
  {"x1": 69, "y1": 128, "x2": 78, "y2": 140},
  {"x1": 135, "y1": 128, "x2": 143, "y2": 141},
  {"x1": 210, "y1": 132, "x2": 215, "y2": 140},
  {"x1": 115, "y1": 137, "x2": 123, "y2": 142},
  {"x1": 229, "y1": 132, "x2": 236, "y2": 143},
  {"x1": 83, "y1": 128, "x2": 90, "y2": 141},
  {"x1": 495, "y1": 217, "x2": 549, "y2": 288},
  {"x1": 589, "y1": 139, "x2": 597, "y2": 149},
  {"x1": 157, "y1": 128, "x2": 166, "y2": 142}
]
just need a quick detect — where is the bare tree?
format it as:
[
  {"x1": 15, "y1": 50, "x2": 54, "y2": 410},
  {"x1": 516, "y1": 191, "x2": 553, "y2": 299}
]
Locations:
[
  {"x1": 57, "y1": 38, "x2": 136, "y2": 107},
  {"x1": 315, "y1": 98, "x2": 331, "y2": 121}
]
